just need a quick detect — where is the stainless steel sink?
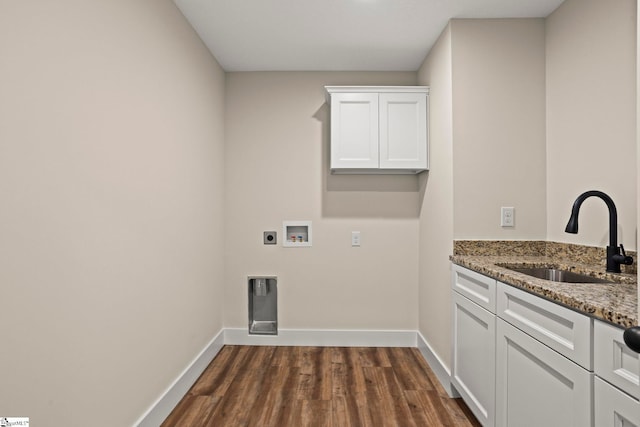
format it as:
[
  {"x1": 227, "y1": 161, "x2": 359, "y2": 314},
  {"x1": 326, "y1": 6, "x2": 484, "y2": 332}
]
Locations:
[{"x1": 506, "y1": 267, "x2": 611, "y2": 284}]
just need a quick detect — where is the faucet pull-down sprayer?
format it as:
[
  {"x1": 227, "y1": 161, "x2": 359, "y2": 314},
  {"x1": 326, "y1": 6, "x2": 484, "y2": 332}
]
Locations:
[{"x1": 564, "y1": 190, "x2": 633, "y2": 273}]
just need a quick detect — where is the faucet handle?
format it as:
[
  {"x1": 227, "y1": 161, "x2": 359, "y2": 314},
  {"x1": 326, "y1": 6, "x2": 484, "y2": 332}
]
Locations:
[{"x1": 619, "y1": 244, "x2": 634, "y2": 266}]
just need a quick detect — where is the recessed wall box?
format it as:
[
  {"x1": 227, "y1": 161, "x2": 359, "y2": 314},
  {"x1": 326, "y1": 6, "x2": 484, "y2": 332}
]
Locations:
[
  {"x1": 248, "y1": 276, "x2": 277, "y2": 335},
  {"x1": 283, "y1": 221, "x2": 312, "y2": 247}
]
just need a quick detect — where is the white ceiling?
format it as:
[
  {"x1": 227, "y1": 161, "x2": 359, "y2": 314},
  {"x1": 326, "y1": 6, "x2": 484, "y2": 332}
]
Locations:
[{"x1": 174, "y1": 0, "x2": 565, "y2": 72}]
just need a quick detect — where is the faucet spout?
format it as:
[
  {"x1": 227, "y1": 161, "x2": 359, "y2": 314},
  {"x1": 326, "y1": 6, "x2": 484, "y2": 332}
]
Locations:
[
  {"x1": 564, "y1": 190, "x2": 632, "y2": 273},
  {"x1": 565, "y1": 190, "x2": 617, "y2": 247}
]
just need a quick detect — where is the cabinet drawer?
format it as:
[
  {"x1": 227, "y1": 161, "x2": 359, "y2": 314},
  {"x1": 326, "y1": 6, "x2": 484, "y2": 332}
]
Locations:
[
  {"x1": 497, "y1": 282, "x2": 592, "y2": 370},
  {"x1": 595, "y1": 376, "x2": 640, "y2": 427},
  {"x1": 452, "y1": 264, "x2": 497, "y2": 313},
  {"x1": 595, "y1": 320, "x2": 640, "y2": 400}
]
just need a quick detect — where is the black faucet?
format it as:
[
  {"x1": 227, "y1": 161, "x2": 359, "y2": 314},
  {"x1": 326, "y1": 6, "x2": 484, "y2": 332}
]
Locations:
[{"x1": 564, "y1": 190, "x2": 633, "y2": 273}]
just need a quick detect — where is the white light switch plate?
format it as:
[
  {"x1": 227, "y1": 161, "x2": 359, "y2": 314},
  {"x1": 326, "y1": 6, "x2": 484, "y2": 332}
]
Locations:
[{"x1": 352, "y1": 231, "x2": 361, "y2": 246}]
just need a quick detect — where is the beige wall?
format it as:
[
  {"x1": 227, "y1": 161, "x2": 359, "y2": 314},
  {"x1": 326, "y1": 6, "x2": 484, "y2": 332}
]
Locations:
[
  {"x1": 0, "y1": 1, "x2": 226, "y2": 425},
  {"x1": 224, "y1": 72, "x2": 420, "y2": 330},
  {"x1": 417, "y1": 18, "x2": 546, "y2": 371},
  {"x1": 417, "y1": 25, "x2": 455, "y2": 366},
  {"x1": 417, "y1": 5, "x2": 637, "y2": 373},
  {"x1": 546, "y1": 0, "x2": 637, "y2": 249},
  {"x1": 451, "y1": 19, "x2": 547, "y2": 240}
]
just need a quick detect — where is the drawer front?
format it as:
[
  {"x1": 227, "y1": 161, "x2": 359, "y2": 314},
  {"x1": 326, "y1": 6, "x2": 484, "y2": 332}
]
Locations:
[
  {"x1": 497, "y1": 282, "x2": 592, "y2": 370},
  {"x1": 595, "y1": 320, "x2": 640, "y2": 400},
  {"x1": 595, "y1": 376, "x2": 640, "y2": 427},
  {"x1": 452, "y1": 264, "x2": 497, "y2": 313}
]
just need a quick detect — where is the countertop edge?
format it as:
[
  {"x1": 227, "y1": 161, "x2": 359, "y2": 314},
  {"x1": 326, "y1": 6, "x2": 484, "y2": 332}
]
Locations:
[{"x1": 451, "y1": 255, "x2": 638, "y2": 328}]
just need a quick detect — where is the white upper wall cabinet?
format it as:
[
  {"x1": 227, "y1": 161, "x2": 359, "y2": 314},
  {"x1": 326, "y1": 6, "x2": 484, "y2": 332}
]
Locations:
[{"x1": 325, "y1": 86, "x2": 429, "y2": 174}]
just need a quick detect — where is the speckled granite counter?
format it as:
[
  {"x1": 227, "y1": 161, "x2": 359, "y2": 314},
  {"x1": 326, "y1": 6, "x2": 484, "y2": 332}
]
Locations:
[{"x1": 450, "y1": 241, "x2": 638, "y2": 328}]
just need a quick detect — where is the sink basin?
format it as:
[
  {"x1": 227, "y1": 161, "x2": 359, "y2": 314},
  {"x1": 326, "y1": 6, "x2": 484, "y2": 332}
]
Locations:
[{"x1": 506, "y1": 267, "x2": 611, "y2": 284}]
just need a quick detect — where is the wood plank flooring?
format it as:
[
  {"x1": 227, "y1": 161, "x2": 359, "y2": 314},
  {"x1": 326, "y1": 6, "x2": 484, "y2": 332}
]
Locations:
[{"x1": 161, "y1": 346, "x2": 481, "y2": 427}]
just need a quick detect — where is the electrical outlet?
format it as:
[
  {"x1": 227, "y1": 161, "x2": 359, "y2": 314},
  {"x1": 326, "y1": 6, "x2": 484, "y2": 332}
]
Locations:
[
  {"x1": 501, "y1": 207, "x2": 515, "y2": 227},
  {"x1": 352, "y1": 231, "x2": 361, "y2": 247},
  {"x1": 263, "y1": 231, "x2": 277, "y2": 244}
]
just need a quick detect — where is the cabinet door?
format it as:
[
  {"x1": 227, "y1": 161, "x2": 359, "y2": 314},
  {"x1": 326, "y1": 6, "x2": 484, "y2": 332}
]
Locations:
[
  {"x1": 379, "y1": 92, "x2": 427, "y2": 170},
  {"x1": 595, "y1": 377, "x2": 640, "y2": 427},
  {"x1": 452, "y1": 292, "x2": 496, "y2": 427},
  {"x1": 496, "y1": 319, "x2": 592, "y2": 427},
  {"x1": 330, "y1": 92, "x2": 379, "y2": 169}
]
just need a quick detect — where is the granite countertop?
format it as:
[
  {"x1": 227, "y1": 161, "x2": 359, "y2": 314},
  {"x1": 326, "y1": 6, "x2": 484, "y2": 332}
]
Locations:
[{"x1": 451, "y1": 241, "x2": 638, "y2": 328}]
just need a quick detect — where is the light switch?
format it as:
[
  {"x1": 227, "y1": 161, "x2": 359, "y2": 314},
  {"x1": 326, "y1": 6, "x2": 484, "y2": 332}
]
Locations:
[{"x1": 352, "y1": 231, "x2": 361, "y2": 247}]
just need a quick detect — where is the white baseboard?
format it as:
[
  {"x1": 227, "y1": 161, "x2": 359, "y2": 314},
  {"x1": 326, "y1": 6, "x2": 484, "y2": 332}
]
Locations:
[
  {"x1": 135, "y1": 328, "x2": 456, "y2": 426},
  {"x1": 224, "y1": 328, "x2": 417, "y2": 347},
  {"x1": 417, "y1": 331, "x2": 458, "y2": 398},
  {"x1": 134, "y1": 329, "x2": 225, "y2": 427}
]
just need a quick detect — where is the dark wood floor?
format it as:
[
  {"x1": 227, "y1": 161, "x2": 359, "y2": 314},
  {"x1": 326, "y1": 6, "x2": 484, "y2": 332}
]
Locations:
[{"x1": 161, "y1": 346, "x2": 481, "y2": 427}]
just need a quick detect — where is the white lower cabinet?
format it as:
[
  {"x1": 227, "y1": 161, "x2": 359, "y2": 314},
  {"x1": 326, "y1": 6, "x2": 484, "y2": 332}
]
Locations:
[
  {"x1": 451, "y1": 265, "x2": 497, "y2": 427},
  {"x1": 451, "y1": 264, "x2": 595, "y2": 427},
  {"x1": 451, "y1": 264, "x2": 640, "y2": 427},
  {"x1": 495, "y1": 318, "x2": 593, "y2": 427}
]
